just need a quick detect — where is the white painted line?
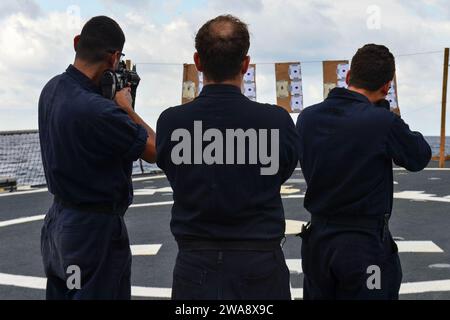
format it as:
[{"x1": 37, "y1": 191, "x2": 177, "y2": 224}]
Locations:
[
  {"x1": 394, "y1": 191, "x2": 450, "y2": 203},
  {"x1": 0, "y1": 214, "x2": 45, "y2": 228},
  {"x1": 0, "y1": 188, "x2": 48, "y2": 197},
  {"x1": 1, "y1": 272, "x2": 450, "y2": 297},
  {"x1": 281, "y1": 194, "x2": 305, "y2": 199},
  {"x1": 0, "y1": 272, "x2": 172, "y2": 298},
  {"x1": 285, "y1": 220, "x2": 307, "y2": 235},
  {"x1": 131, "y1": 286, "x2": 172, "y2": 298},
  {"x1": 134, "y1": 187, "x2": 173, "y2": 196},
  {"x1": 286, "y1": 259, "x2": 302, "y2": 274},
  {"x1": 0, "y1": 273, "x2": 46, "y2": 290},
  {"x1": 280, "y1": 185, "x2": 301, "y2": 195},
  {"x1": 130, "y1": 201, "x2": 174, "y2": 208},
  {"x1": 291, "y1": 288, "x2": 303, "y2": 300},
  {"x1": 429, "y1": 264, "x2": 450, "y2": 269},
  {"x1": 130, "y1": 244, "x2": 162, "y2": 256},
  {"x1": 400, "y1": 279, "x2": 450, "y2": 295},
  {"x1": 396, "y1": 241, "x2": 444, "y2": 253},
  {"x1": 132, "y1": 175, "x2": 166, "y2": 182}
]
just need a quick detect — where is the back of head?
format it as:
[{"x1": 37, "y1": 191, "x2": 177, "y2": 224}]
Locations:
[
  {"x1": 195, "y1": 15, "x2": 250, "y2": 82},
  {"x1": 348, "y1": 44, "x2": 395, "y2": 91},
  {"x1": 75, "y1": 16, "x2": 125, "y2": 64}
]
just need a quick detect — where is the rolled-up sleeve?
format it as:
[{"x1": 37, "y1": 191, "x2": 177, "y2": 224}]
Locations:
[{"x1": 88, "y1": 102, "x2": 148, "y2": 162}]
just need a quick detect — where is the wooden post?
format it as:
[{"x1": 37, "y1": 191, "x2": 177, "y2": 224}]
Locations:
[
  {"x1": 439, "y1": 48, "x2": 449, "y2": 168},
  {"x1": 125, "y1": 59, "x2": 132, "y2": 70}
]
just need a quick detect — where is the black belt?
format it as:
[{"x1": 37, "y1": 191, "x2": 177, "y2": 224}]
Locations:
[
  {"x1": 311, "y1": 214, "x2": 389, "y2": 230},
  {"x1": 177, "y1": 239, "x2": 282, "y2": 251},
  {"x1": 54, "y1": 195, "x2": 127, "y2": 216}
]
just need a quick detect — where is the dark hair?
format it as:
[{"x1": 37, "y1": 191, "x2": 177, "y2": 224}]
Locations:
[
  {"x1": 75, "y1": 16, "x2": 125, "y2": 63},
  {"x1": 195, "y1": 15, "x2": 250, "y2": 82},
  {"x1": 348, "y1": 44, "x2": 395, "y2": 91}
]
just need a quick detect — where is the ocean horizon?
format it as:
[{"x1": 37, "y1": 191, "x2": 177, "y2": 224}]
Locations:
[{"x1": 0, "y1": 131, "x2": 449, "y2": 187}]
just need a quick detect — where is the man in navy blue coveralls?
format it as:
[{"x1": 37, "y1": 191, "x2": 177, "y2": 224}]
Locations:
[
  {"x1": 38, "y1": 16, "x2": 156, "y2": 299},
  {"x1": 156, "y1": 15, "x2": 299, "y2": 300},
  {"x1": 296, "y1": 44, "x2": 432, "y2": 300}
]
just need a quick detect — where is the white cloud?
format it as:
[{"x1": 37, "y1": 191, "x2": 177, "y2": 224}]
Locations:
[
  {"x1": 0, "y1": 0, "x2": 449, "y2": 135},
  {"x1": 0, "y1": 0, "x2": 41, "y2": 19}
]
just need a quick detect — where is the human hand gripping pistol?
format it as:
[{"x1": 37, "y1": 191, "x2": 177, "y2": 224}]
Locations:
[{"x1": 100, "y1": 60, "x2": 141, "y2": 109}]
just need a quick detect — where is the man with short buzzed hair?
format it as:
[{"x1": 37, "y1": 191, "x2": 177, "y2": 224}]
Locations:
[
  {"x1": 39, "y1": 16, "x2": 156, "y2": 300},
  {"x1": 156, "y1": 15, "x2": 299, "y2": 300}
]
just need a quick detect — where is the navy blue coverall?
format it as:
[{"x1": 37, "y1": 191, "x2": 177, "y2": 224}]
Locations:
[
  {"x1": 156, "y1": 84, "x2": 299, "y2": 300},
  {"x1": 38, "y1": 65, "x2": 148, "y2": 299},
  {"x1": 296, "y1": 87, "x2": 432, "y2": 300}
]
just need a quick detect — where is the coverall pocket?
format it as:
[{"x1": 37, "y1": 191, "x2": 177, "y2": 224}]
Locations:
[
  {"x1": 238, "y1": 251, "x2": 289, "y2": 300},
  {"x1": 56, "y1": 223, "x2": 106, "y2": 276},
  {"x1": 172, "y1": 261, "x2": 208, "y2": 300}
]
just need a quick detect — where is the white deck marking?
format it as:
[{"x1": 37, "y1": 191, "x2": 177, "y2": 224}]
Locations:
[
  {"x1": 400, "y1": 279, "x2": 450, "y2": 295},
  {"x1": 130, "y1": 244, "x2": 162, "y2": 256},
  {"x1": 396, "y1": 241, "x2": 444, "y2": 253},
  {"x1": 285, "y1": 220, "x2": 307, "y2": 235},
  {"x1": 286, "y1": 259, "x2": 302, "y2": 274},
  {"x1": 0, "y1": 272, "x2": 172, "y2": 298},
  {"x1": 0, "y1": 188, "x2": 48, "y2": 197},
  {"x1": 131, "y1": 286, "x2": 172, "y2": 298},
  {"x1": 429, "y1": 264, "x2": 450, "y2": 269},
  {"x1": 0, "y1": 273, "x2": 46, "y2": 290},
  {"x1": 134, "y1": 187, "x2": 173, "y2": 196},
  {"x1": 291, "y1": 288, "x2": 303, "y2": 300},
  {"x1": 0, "y1": 215, "x2": 45, "y2": 228},
  {"x1": 280, "y1": 185, "x2": 301, "y2": 195},
  {"x1": 130, "y1": 200, "x2": 174, "y2": 208},
  {"x1": 394, "y1": 191, "x2": 450, "y2": 203},
  {"x1": 281, "y1": 194, "x2": 305, "y2": 199},
  {"x1": 1, "y1": 272, "x2": 450, "y2": 297},
  {"x1": 131, "y1": 175, "x2": 166, "y2": 182}
]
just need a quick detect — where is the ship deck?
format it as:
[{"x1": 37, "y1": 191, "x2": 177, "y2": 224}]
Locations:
[{"x1": 0, "y1": 163, "x2": 450, "y2": 300}]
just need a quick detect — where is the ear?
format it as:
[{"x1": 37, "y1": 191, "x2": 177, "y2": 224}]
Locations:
[
  {"x1": 380, "y1": 80, "x2": 391, "y2": 96},
  {"x1": 107, "y1": 51, "x2": 119, "y2": 69},
  {"x1": 345, "y1": 69, "x2": 351, "y2": 85},
  {"x1": 73, "y1": 35, "x2": 81, "y2": 52},
  {"x1": 241, "y1": 56, "x2": 250, "y2": 75},
  {"x1": 194, "y1": 52, "x2": 203, "y2": 72}
]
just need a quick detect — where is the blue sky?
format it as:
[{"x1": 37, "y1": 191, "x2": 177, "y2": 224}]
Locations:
[{"x1": 0, "y1": 0, "x2": 449, "y2": 135}]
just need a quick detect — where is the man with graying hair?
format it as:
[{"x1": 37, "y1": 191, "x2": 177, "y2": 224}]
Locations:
[{"x1": 156, "y1": 15, "x2": 299, "y2": 300}]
